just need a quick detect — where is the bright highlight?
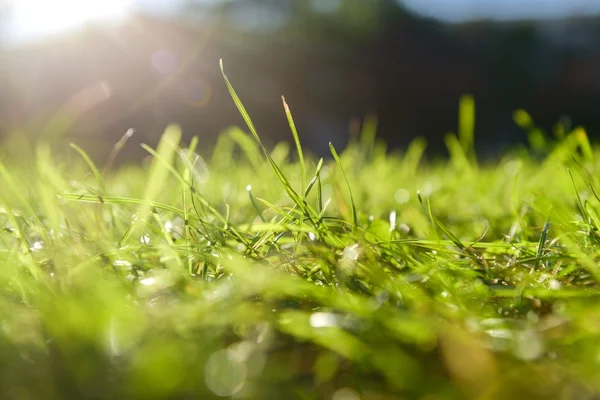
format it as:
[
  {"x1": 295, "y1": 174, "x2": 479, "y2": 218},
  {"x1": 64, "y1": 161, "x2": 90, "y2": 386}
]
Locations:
[{"x1": 5, "y1": 0, "x2": 133, "y2": 43}]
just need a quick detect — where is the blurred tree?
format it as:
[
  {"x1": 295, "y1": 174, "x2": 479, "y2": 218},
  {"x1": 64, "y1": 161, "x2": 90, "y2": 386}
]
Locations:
[{"x1": 3, "y1": 0, "x2": 600, "y2": 159}]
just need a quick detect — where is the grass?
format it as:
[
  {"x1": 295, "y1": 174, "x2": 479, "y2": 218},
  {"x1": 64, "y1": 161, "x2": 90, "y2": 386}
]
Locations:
[{"x1": 1, "y1": 69, "x2": 600, "y2": 399}]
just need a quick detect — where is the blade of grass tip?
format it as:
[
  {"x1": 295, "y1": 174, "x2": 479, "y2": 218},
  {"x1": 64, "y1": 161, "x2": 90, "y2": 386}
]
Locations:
[
  {"x1": 188, "y1": 135, "x2": 199, "y2": 155},
  {"x1": 536, "y1": 218, "x2": 550, "y2": 269},
  {"x1": 458, "y1": 94, "x2": 476, "y2": 164},
  {"x1": 444, "y1": 132, "x2": 471, "y2": 173},
  {"x1": 471, "y1": 225, "x2": 491, "y2": 247},
  {"x1": 225, "y1": 204, "x2": 231, "y2": 231},
  {"x1": 104, "y1": 128, "x2": 135, "y2": 172},
  {"x1": 417, "y1": 191, "x2": 439, "y2": 241},
  {"x1": 70, "y1": 142, "x2": 104, "y2": 191},
  {"x1": 317, "y1": 173, "x2": 323, "y2": 213},
  {"x1": 282, "y1": 96, "x2": 306, "y2": 192},
  {"x1": 220, "y1": 60, "x2": 307, "y2": 216},
  {"x1": 247, "y1": 185, "x2": 266, "y2": 223},
  {"x1": 118, "y1": 221, "x2": 137, "y2": 249},
  {"x1": 573, "y1": 127, "x2": 593, "y2": 162},
  {"x1": 568, "y1": 168, "x2": 589, "y2": 223},
  {"x1": 220, "y1": 59, "x2": 264, "y2": 149},
  {"x1": 141, "y1": 143, "x2": 184, "y2": 193},
  {"x1": 221, "y1": 62, "x2": 326, "y2": 247},
  {"x1": 360, "y1": 114, "x2": 378, "y2": 148},
  {"x1": 303, "y1": 158, "x2": 324, "y2": 199},
  {"x1": 402, "y1": 137, "x2": 427, "y2": 175},
  {"x1": 329, "y1": 142, "x2": 357, "y2": 232}
]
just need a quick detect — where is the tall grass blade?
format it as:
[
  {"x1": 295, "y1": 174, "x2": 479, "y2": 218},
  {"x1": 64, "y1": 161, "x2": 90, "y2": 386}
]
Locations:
[
  {"x1": 282, "y1": 96, "x2": 306, "y2": 192},
  {"x1": 329, "y1": 142, "x2": 357, "y2": 232}
]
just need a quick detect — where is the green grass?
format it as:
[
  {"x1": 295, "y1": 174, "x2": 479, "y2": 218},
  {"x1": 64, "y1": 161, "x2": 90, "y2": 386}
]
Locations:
[{"x1": 2, "y1": 71, "x2": 600, "y2": 399}]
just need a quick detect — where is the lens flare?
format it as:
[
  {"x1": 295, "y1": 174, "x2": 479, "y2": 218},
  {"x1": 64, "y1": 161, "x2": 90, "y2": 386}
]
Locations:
[
  {"x1": 5, "y1": 0, "x2": 133, "y2": 43},
  {"x1": 151, "y1": 49, "x2": 180, "y2": 75},
  {"x1": 181, "y1": 78, "x2": 212, "y2": 108}
]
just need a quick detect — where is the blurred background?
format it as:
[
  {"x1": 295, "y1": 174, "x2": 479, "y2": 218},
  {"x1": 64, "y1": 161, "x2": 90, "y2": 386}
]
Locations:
[{"x1": 1, "y1": 0, "x2": 600, "y2": 161}]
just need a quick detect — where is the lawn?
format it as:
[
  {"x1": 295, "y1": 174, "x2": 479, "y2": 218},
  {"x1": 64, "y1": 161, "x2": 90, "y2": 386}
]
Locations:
[{"x1": 1, "y1": 65, "x2": 600, "y2": 399}]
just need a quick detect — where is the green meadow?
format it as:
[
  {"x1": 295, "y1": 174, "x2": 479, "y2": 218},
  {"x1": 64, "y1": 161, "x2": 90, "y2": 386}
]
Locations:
[{"x1": 0, "y1": 65, "x2": 599, "y2": 399}]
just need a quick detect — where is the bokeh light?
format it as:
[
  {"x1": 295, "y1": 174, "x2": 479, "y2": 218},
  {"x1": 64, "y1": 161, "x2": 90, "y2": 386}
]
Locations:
[
  {"x1": 204, "y1": 348, "x2": 247, "y2": 397},
  {"x1": 180, "y1": 78, "x2": 212, "y2": 108},
  {"x1": 151, "y1": 49, "x2": 180, "y2": 75}
]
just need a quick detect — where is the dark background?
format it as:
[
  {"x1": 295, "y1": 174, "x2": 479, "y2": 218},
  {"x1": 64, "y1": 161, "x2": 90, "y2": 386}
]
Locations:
[{"x1": 1, "y1": 0, "x2": 600, "y2": 161}]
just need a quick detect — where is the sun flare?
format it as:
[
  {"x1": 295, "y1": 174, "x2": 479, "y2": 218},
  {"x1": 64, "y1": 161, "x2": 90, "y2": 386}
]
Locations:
[{"x1": 5, "y1": 0, "x2": 133, "y2": 43}]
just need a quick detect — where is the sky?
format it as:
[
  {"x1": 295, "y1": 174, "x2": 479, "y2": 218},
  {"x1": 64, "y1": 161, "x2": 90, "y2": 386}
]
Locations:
[
  {"x1": 400, "y1": 0, "x2": 600, "y2": 22},
  {"x1": 3, "y1": 0, "x2": 600, "y2": 45}
]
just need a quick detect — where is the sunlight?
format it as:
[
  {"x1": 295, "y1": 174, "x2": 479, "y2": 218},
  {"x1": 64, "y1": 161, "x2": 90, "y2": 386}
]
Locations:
[{"x1": 5, "y1": 0, "x2": 133, "y2": 43}]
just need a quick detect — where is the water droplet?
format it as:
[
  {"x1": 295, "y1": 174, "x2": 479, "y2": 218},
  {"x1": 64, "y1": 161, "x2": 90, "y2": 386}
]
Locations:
[
  {"x1": 485, "y1": 328, "x2": 513, "y2": 340},
  {"x1": 308, "y1": 232, "x2": 317, "y2": 241},
  {"x1": 140, "y1": 277, "x2": 155, "y2": 286},
  {"x1": 341, "y1": 244, "x2": 360, "y2": 262},
  {"x1": 30, "y1": 241, "x2": 44, "y2": 252},
  {"x1": 136, "y1": 270, "x2": 179, "y2": 298},
  {"x1": 140, "y1": 235, "x2": 150, "y2": 245},
  {"x1": 113, "y1": 259, "x2": 132, "y2": 268},
  {"x1": 389, "y1": 210, "x2": 397, "y2": 232},
  {"x1": 549, "y1": 279, "x2": 561, "y2": 290},
  {"x1": 164, "y1": 217, "x2": 185, "y2": 239},
  {"x1": 309, "y1": 312, "x2": 338, "y2": 328}
]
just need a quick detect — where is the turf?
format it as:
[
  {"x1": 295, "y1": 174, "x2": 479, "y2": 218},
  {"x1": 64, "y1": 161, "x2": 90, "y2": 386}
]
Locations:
[{"x1": 1, "y1": 67, "x2": 600, "y2": 399}]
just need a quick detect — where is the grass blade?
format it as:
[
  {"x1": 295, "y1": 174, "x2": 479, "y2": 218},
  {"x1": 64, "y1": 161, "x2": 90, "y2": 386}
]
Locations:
[
  {"x1": 329, "y1": 142, "x2": 357, "y2": 232},
  {"x1": 282, "y1": 96, "x2": 306, "y2": 192}
]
